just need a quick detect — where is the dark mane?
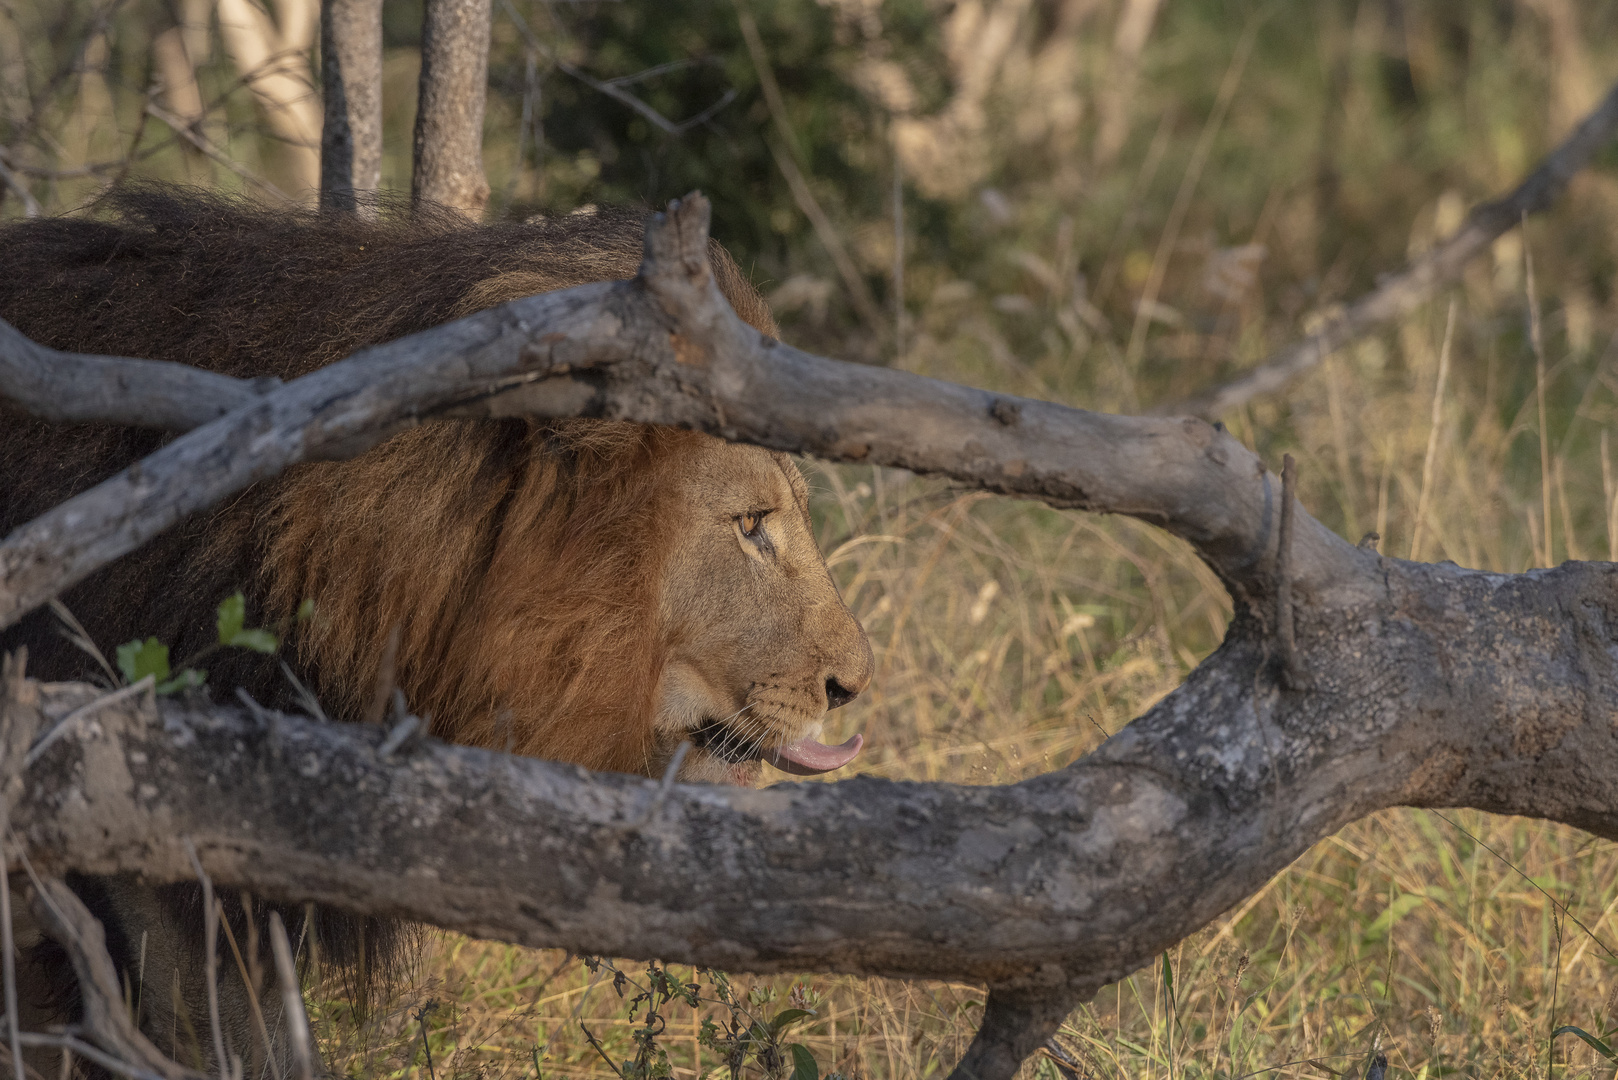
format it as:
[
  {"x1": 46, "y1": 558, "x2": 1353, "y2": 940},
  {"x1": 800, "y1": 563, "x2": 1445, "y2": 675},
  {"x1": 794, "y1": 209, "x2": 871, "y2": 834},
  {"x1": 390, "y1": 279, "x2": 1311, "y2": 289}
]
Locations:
[{"x1": 0, "y1": 185, "x2": 778, "y2": 1036}]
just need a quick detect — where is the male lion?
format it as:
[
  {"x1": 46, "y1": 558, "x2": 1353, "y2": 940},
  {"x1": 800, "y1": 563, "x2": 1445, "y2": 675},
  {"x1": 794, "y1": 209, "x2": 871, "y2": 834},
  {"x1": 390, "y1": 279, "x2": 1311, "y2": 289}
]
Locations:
[{"x1": 0, "y1": 188, "x2": 873, "y2": 1073}]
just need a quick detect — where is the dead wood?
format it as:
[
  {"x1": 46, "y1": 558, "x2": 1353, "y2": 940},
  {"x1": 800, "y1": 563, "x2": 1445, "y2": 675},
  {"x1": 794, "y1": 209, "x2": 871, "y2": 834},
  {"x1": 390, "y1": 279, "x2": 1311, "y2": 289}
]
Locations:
[
  {"x1": 1172, "y1": 74, "x2": 1618, "y2": 418},
  {"x1": 1, "y1": 193, "x2": 1616, "y2": 1079}
]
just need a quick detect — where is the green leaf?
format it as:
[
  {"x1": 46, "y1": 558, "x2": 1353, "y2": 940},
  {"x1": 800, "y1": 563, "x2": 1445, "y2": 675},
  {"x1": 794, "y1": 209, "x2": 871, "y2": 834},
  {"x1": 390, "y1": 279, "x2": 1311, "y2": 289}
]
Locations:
[
  {"x1": 217, "y1": 592, "x2": 279, "y2": 653},
  {"x1": 1162, "y1": 953, "x2": 1174, "y2": 1002},
  {"x1": 1552, "y1": 1026, "x2": 1617, "y2": 1060},
  {"x1": 296, "y1": 598, "x2": 316, "y2": 622},
  {"x1": 117, "y1": 638, "x2": 170, "y2": 685},
  {"x1": 789, "y1": 1043, "x2": 819, "y2": 1080},
  {"x1": 216, "y1": 592, "x2": 246, "y2": 645},
  {"x1": 228, "y1": 628, "x2": 280, "y2": 654},
  {"x1": 157, "y1": 668, "x2": 206, "y2": 695},
  {"x1": 769, "y1": 1009, "x2": 815, "y2": 1033}
]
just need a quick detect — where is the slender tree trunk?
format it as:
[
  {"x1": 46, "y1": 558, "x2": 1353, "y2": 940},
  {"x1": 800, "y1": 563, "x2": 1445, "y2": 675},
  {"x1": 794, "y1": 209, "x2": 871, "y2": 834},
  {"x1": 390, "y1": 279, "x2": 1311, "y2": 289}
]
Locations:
[
  {"x1": 320, "y1": 0, "x2": 384, "y2": 217},
  {"x1": 412, "y1": 0, "x2": 492, "y2": 217}
]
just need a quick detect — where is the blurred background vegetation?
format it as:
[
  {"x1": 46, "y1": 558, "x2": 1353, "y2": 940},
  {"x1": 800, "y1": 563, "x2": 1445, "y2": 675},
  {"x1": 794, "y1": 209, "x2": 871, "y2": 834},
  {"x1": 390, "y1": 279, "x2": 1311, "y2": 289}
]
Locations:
[{"x1": 6, "y1": 0, "x2": 1618, "y2": 1076}]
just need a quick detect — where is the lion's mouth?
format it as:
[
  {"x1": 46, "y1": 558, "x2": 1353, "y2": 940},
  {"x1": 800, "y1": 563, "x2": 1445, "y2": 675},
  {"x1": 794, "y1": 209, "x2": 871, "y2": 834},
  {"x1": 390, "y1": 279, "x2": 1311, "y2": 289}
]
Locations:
[{"x1": 688, "y1": 720, "x2": 863, "y2": 776}]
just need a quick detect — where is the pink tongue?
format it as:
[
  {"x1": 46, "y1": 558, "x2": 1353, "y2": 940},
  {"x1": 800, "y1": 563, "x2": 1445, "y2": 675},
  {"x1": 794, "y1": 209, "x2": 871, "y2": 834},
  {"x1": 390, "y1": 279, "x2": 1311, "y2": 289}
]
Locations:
[{"x1": 766, "y1": 733, "x2": 864, "y2": 776}]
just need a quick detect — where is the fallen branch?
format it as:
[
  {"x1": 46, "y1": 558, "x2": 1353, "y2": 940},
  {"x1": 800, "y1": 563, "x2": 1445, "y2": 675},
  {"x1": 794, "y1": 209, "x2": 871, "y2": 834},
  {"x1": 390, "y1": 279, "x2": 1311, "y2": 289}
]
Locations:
[
  {"x1": 4, "y1": 194, "x2": 1618, "y2": 1080},
  {"x1": 0, "y1": 193, "x2": 1347, "y2": 633},
  {"x1": 8, "y1": 548, "x2": 1618, "y2": 1076},
  {"x1": 1172, "y1": 74, "x2": 1618, "y2": 418}
]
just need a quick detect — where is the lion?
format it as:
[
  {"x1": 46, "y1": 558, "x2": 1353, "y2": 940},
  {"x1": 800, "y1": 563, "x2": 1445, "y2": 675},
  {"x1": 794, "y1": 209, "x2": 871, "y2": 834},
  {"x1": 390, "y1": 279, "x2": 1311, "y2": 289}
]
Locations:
[{"x1": 0, "y1": 187, "x2": 873, "y2": 1073}]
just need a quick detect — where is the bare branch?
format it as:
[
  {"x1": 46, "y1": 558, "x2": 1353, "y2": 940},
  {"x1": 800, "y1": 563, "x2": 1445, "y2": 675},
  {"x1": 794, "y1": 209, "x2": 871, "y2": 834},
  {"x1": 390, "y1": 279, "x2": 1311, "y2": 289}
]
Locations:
[
  {"x1": 1174, "y1": 74, "x2": 1618, "y2": 418},
  {"x1": 8, "y1": 536, "x2": 1618, "y2": 1076},
  {"x1": 0, "y1": 320, "x2": 277, "y2": 431},
  {"x1": 413, "y1": 0, "x2": 492, "y2": 215},
  {"x1": 0, "y1": 193, "x2": 1351, "y2": 633},
  {"x1": 144, "y1": 102, "x2": 293, "y2": 204}
]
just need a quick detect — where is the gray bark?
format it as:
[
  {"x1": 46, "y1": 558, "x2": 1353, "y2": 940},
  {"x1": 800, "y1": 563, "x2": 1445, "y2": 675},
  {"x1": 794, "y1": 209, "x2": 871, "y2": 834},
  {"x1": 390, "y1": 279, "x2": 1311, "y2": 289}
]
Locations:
[
  {"x1": 320, "y1": 0, "x2": 384, "y2": 217},
  {"x1": 412, "y1": 0, "x2": 491, "y2": 216},
  {"x1": 1174, "y1": 73, "x2": 1618, "y2": 417},
  {"x1": 6, "y1": 555, "x2": 1618, "y2": 1076},
  {"x1": 0, "y1": 195, "x2": 1344, "y2": 632},
  {"x1": 3, "y1": 193, "x2": 1617, "y2": 1078}
]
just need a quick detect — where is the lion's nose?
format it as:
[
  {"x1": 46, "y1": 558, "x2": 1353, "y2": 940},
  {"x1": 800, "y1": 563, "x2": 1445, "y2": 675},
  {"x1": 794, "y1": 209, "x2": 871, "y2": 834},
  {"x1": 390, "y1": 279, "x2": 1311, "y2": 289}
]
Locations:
[{"x1": 825, "y1": 677, "x2": 860, "y2": 709}]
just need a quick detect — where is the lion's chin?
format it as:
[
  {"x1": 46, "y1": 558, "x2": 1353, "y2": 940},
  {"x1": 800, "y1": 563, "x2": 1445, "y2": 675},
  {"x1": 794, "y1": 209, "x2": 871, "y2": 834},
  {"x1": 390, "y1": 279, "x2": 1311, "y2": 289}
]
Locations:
[{"x1": 676, "y1": 752, "x2": 762, "y2": 787}]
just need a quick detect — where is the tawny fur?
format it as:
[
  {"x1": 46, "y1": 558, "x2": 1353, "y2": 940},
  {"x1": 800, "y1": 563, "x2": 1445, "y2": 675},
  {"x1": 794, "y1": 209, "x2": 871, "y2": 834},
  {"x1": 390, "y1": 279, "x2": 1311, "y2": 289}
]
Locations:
[{"x1": 0, "y1": 188, "x2": 873, "y2": 1071}]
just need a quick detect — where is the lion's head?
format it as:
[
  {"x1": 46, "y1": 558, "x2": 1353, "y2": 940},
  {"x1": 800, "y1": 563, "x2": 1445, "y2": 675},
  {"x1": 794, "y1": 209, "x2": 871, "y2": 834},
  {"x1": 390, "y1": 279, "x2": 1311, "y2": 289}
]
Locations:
[
  {"x1": 266, "y1": 418, "x2": 873, "y2": 785},
  {"x1": 0, "y1": 189, "x2": 873, "y2": 786}
]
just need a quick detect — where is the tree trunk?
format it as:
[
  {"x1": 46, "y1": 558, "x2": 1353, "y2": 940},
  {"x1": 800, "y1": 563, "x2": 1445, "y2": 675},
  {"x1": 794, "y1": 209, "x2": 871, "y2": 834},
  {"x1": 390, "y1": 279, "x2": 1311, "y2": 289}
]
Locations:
[
  {"x1": 320, "y1": 0, "x2": 384, "y2": 217},
  {"x1": 411, "y1": 0, "x2": 492, "y2": 217}
]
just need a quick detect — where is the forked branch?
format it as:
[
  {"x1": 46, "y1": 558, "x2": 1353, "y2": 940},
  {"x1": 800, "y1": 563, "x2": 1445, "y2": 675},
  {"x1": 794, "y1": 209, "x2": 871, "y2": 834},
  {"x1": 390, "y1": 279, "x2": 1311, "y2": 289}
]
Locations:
[{"x1": 3, "y1": 195, "x2": 1618, "y2": 1080}]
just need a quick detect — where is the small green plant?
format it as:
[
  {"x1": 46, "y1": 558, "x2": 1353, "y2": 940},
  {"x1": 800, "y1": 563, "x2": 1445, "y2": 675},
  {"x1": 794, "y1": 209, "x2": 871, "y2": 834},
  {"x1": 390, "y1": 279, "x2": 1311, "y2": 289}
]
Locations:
[{"x1": 114, "y1": 591, "x2": 287, "y2": 694}]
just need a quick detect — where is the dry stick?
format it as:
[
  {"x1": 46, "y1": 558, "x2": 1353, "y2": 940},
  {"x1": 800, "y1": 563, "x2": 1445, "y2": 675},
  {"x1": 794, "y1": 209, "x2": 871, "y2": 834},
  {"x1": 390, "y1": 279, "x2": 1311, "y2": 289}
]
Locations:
[
  {"x1": 184, "y1": 842, "x2": 228, "y2": 1080},
  {"x1": 733, "y1": 3, "x2": 884, "y2": 336},
  {"x1": 0, "y1": 319, "x2": 275, "y2": 431},
  {"x1": 142, "y1": 102, "x2": 291, "y2": 204},
  {"x1": 211, "y1": 899, "x2": 279, "y2": 1080},
  {"x1": 1275, "y1": 454, "x2": 1299, "y2": 687},
  {"x1": 1525, "y1": 228, "x2": 1553, "y2": 568},
  {"x1": 0, "y1": 832, "x2": 22, "y2": 1080},
  {"x1": 500, "y1": 0, "x2": 730, "y2": 141},
  {"x1": 766, "y1": 138, "x2": 885, "y2": 334},
  {"x1": 17, "y1": 868, "x2": 203, "y2": 1080},
  {"x1": 0, "y1": 155, "x2": 40, "y2": 219},
  {"x1": 1178, "y1": 74, "x2": 1618, "y2": 419},
  {"x1": 893, "y1": 135, "x2": 906, "y2": 364},
  {"x1": 0, "y1": 194, "x2": 1353, "y2": 636},
  {"x1": 1409, "y1": 301, "x2": 1457, "y2": 562},
  {"x1": 1604, "y1": 430, "x2": 1616, "y2": 562},
  {"x1": 267, "y1": 915, "x2": 314, "y2": 1080}
]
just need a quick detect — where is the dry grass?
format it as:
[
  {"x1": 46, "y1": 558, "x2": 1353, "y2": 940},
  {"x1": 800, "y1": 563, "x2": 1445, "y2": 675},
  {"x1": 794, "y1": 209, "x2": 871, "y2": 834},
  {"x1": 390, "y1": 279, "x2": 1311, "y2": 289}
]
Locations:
[
  {"x1": 6, "y1": 0, "x2": 1618, "y2": 1076},
  {"x1": 312, "y1": 310, "x2": 1618, "y2": 1076}
]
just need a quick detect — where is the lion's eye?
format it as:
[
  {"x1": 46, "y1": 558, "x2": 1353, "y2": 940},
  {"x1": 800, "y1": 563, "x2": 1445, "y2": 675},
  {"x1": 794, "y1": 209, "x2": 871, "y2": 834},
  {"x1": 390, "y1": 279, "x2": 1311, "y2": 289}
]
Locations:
[{"x1": 738, "y1": 511, "x2": 768, "y2": 538}]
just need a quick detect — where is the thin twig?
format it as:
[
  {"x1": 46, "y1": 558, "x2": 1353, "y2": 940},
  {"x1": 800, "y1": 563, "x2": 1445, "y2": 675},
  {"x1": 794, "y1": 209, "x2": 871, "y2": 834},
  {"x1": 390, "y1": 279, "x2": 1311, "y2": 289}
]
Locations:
[
  {"x1": 184, "y1": 841, "x2": 228, "y2": 1080},
  {"x1": 13, "y1": 1033, "x2": 169, "y2": 1080},
  {"x1": 143, "y1": 102, "x2": 291, "y2": 204},
  {"x1": 211, "y1": 898, "x2": 279, "y2": 1080},
  {"x1": 1409, "y1": 300, "x2": 1457, "y2": 562},
  {"x1": 25, "y1": 677, "x2": 155, "y2": 768},
  {"x1": 363, "y1": 624, "x2": 401, "y2": 726},
  {"x1": 0, "y1": 830, "x2": 23, "y2": 1080},
  {"x1": 1176, "y1": 74, "x2": 1618, "y2": 417},
  {"x1": 1276, "y1": 454, "x2": 1299, "y2": 687},
  {"x1": 267, "y1": 914, "x2": 315, "y2": 1080},
  {"x1": 499, "y1": 0, "x2": 731, "y2": 138},
  {"x1": 1525, "y1": 224, "x2": 1553, "y2": 567},
  {"x1": 0, "y1": 155, "x2": 40, "y2": 218}
]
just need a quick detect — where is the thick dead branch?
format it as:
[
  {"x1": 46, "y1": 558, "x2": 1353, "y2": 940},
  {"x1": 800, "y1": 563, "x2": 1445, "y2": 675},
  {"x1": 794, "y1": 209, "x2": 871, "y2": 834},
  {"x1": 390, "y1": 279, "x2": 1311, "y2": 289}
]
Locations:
[
  {"x1": 4, "y1": 192, "x2": 1618, "y2": 1079},
  {"x1": 413, "y1": 0, "x2": 493, "y2": 215},
  {"x1": 0, "y1": 320, "x2": 276, "y2": 430},
  {"x1": 0, "y1": 194, "x2": 1348, "y2": 632},
  {"x1": 7, "y1": 551, "x2": 1618, "y2": 1076},
  {"x1": 320, "y1": 0, "x2": 384, "y2": 216},
  {"x1": 1174, "y1": 74, "x2": 1618, "y2": 418}
]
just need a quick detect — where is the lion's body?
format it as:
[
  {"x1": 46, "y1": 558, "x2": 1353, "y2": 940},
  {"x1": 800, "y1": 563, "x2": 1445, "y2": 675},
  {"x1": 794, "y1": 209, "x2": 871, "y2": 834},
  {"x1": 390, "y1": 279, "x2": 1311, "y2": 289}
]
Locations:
[{"x1": 0, "y1": 189, "x2": 871, "y2": 1073}]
